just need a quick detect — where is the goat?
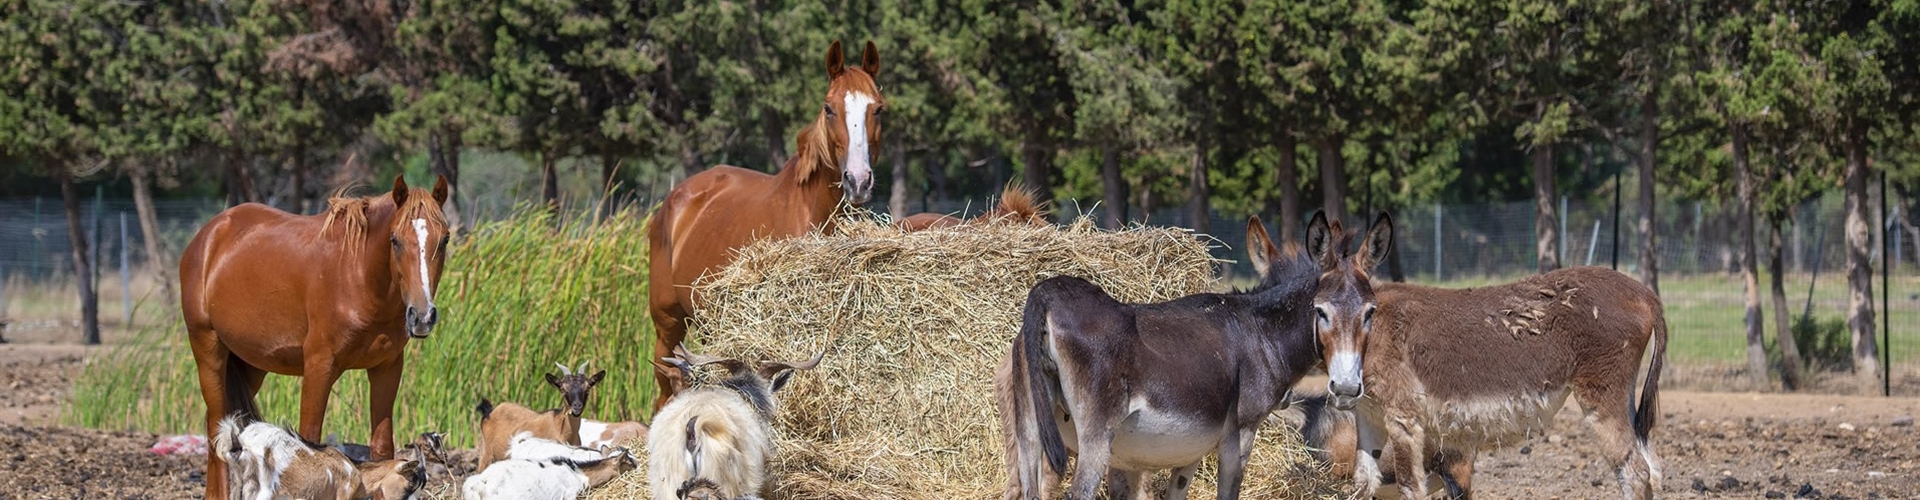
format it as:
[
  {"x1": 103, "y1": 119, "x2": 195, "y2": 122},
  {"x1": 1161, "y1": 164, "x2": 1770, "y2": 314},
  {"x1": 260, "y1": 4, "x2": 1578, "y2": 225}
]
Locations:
[
  {"x1": 507, "y1": 431, "x2": 611, "y2": 462},
  {"x1": 677, "y1": 478, "x2": 765, "y2": 500},
  {"x1": 460, "y1": 449, "x2": 639, "y2": 500},
  {"x1": 213, "y1": 414, "x2": 428, "y2": 500},
  {"x1": 580, "y1": 418, "x2": 650, "y2": 449},
  {"x1": 647, "y1": 345, "x2": 823, "y2": 500},
  {"x1": 476, "y1": 361, "x2": 606, "y2": 470},
  {"x1": 1287, "y1": 393, "x2": 1460, "y2": 499}
]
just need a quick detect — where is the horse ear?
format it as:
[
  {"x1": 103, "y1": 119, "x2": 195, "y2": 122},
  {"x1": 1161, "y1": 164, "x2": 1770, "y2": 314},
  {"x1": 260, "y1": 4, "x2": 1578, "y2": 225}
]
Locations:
[
  {"x1": 431, "y1": 174, "x2": 450, "y2": 206},
  {"x1": 825, "y1": 40, "x2": 845, "y2": 80},
  {"x1": 390, "y1": 175, "x2": 410, "y2": 207},
  {"x1": 861, "y1": 40, "x2": 880, "y2": 78},
  {"x1": 1306, "y1": 210, "x2": 1334, "y2": 269},
  {"x1": 1358, "y1": 211, "x2": 1394, "y2": 273},
  {"x1": 1245, "y1": 216, "x2": 1280, "y2": 278}
]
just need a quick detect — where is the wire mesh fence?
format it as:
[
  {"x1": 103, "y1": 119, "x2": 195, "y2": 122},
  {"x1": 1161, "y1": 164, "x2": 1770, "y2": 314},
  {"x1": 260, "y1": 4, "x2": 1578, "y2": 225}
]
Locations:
[{"x1": 5, "y1": 190, "x2": 1914, "y2": 394}]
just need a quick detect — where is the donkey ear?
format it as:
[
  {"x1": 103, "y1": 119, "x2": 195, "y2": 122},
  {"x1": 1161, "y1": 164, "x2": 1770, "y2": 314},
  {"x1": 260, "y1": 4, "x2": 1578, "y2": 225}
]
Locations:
[
  {"x1": 390, "y1": 175, "x2": 410, "y2": 207},
  {"x1": 861, "y1": 40, "x2": 880, "y2": 78},
  {"x1": 1357, "y1": 211, "x2": 1394, "y2": 272},
  {"x1": 1245, "y1": 216, "x2": 1280, "y2": 278},
  {"x1": 1305, "y1": 210, "x2": 1333, "y2": 269},
  {"x1": 431, "y1": 174, "x2": 450, "y2": 206},
  {"x1": 825, "y1": 40, "x2": 846, "y2": 80}
]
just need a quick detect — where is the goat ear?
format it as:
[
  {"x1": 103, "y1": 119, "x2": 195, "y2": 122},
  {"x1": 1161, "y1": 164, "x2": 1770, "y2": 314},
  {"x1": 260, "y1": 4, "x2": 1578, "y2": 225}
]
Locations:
[
  {"x1": 545, "y1": 373, "x2": 562, "y2": 389},
  {"x1": 588, "y1": 370, "x2": 606, "y2": 386},
  {"x1": 769, "y1": 368, "x2": 797, "y2": 393}
]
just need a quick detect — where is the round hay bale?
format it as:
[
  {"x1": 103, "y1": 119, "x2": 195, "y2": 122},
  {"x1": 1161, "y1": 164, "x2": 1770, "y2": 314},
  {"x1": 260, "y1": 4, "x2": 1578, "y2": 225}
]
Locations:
[{"x1": 590, "y1": 214, "x2": 1349, "y2": 499}]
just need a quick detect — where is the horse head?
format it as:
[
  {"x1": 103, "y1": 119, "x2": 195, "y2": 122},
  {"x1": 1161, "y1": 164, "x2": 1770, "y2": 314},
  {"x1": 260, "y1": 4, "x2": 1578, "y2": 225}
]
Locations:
[
  {"x1": 1307, "y1": 210, "x2": 1394, "y2": 410},
  {"x1": 386, "y1": 174, "x2": 451, "y2": 338},
  {"x1": 818, "y1": 40, "x2": 884, "y2": 204}
]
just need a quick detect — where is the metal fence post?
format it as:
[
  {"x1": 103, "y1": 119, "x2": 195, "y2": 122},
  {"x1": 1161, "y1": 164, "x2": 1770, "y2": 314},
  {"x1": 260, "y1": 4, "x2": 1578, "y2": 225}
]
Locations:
[
  {"x1": 121, "y1": 212, "x2": 131, "y2": 327},
  {"x1": 1433, "y1": 203, "x2": 1443, "y2": 280},
  {"x1": 1586, "y1": 220, "x2": 1601, "y2": 266},
  {"x1": 1560, "y1": 196, "x2": 1568, "y2": 265}
]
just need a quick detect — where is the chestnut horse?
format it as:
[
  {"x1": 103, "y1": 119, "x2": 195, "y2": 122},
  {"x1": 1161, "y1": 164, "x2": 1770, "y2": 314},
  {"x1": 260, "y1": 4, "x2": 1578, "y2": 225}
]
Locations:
[
  {"x1": 1319, "y1": 259, "x2": 1668, "y2": 498},
  {"x1": 647, "y1": 40, "x2": 884, "y2": 410},
  {"x1": 896, "y1": 184, "x2": 1049, "y2": 231},
  {"x1": 181, "y1": 175, "x2": 450, "y2": 499}
]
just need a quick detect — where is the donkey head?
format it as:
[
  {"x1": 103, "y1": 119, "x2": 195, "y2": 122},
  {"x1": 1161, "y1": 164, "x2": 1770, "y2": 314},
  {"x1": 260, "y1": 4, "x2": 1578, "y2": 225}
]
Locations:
[
  {"x1": 546, "y1": 362, "x2": 607, "y2": 418},
  {"x1": 1307, "y1": 211, "x2": 1394, "y2": 410}
]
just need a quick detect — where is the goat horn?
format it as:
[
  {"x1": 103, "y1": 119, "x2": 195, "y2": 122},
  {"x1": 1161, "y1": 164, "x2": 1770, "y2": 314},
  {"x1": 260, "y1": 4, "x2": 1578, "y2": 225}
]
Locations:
[
  {"x1": 671, "y1": 345, "x2": 727, "y2": 366},
  {"x1": 777, "y1": 350, "x2": 826, "y2": 372},
  {"x1": 578, "y1": 361, "x2": 590, "y2": 374},
  {"x1": 555, "y1": 362, "x2": 572, "y2": 376}
]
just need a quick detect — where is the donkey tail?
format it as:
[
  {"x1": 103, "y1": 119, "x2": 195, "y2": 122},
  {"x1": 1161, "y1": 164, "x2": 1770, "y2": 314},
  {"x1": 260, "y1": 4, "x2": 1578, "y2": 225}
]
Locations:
[
  {"x1": 1019, "y1": 283, "x2": 1069, "y2": 476},
  {"x1": 1634, "y1": 306, "x2": 1668, "y2": 442}
]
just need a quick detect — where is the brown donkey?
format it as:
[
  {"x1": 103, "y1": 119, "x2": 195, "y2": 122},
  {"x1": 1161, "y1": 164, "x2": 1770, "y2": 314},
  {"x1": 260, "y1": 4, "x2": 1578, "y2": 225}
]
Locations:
[
  {"x1": 1319, "y1": 242, "x2": 1668, "y2": 499},
  {"x1": 1004, "y1": 211, "x2": 1388, "y2": 500}
]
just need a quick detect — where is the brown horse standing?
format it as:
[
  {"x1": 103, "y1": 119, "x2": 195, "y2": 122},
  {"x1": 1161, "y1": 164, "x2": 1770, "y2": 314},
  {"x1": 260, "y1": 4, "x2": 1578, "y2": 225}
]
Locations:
[
  {"x1": 647, "y1": 40, "x2": 885, "y2": 410},
  {"x1": 1319, "y1": 260, "x2": 1668, "y2": 499},
  {"x1": 181, "y1": 175, "x2": 450, "y2": 499},
  {"x1": 896, "y1": 184, "x2": 1049, "y2": 231}
]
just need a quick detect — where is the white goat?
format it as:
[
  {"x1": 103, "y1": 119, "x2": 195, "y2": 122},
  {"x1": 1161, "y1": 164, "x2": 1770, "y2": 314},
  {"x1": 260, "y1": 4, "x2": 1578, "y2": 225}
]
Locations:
[
  {"x1": 460, "y1": 449, "x2": 638, "y2": 500},
  {"x1": 212, "y1": 414, "x2": 426, "y2": 500},
  {"x1": 646, "y1": 345, "x2": 823, "y2": 500},
  {"x1": 507, "y1": 431, "x2": 608, "y2": 462},
  {"x1": 579, "y1": 418, "x2": 649, "y2": 449}
]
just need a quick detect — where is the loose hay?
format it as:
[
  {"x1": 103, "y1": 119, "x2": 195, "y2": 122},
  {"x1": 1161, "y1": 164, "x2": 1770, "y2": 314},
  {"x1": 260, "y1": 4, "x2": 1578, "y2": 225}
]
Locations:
[{"x1": 591, "y1": 213, "x2": 1351, "y2": 500}]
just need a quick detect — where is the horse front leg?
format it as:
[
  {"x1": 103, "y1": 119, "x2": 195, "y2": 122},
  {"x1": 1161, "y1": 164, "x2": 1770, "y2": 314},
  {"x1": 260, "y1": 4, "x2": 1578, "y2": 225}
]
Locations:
[
  {"x1": 366, "y1": 357, "x2": 405, "y2": 461},
  {"x1": 297, "y1": 355, "x2": 342, "y2": 443},
  {"x1": 1213, "y1": 426, "x2": 1259, "y2": 500}
]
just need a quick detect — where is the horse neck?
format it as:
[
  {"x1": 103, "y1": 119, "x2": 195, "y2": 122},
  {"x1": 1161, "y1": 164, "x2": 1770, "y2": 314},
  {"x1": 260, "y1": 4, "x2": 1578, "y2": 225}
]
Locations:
[
  {"x1": 773, "y1": 120, "x2": 847, "y2": 225},
  {"x1": 345, "y1": 208, "x2": 403, "y2": 303}
]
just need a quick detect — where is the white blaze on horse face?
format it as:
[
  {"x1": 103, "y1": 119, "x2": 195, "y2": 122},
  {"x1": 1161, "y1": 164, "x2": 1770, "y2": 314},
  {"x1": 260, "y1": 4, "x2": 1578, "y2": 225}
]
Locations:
[
  {"x1": 412, "y1": 219, "x2": 434, "y2": 305},
  {"x1": 840, "y1": 91, "x2": 876, "y2": 201}
]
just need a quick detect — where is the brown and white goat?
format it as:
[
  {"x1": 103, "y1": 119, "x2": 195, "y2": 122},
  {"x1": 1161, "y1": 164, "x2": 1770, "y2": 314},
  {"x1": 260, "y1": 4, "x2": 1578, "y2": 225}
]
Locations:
[
  {"x1": 476, "y1": 361, "x2": 606, "y2": 470},
  {"x1": 213, "y1": 415, "x2": 427, "y2": 500},
  {"x1": 580, "y1": 418, "x2": 650, "y2": 449},
  {"x1": 647, "y1": 345, "x2": 823, "y2": 500}
]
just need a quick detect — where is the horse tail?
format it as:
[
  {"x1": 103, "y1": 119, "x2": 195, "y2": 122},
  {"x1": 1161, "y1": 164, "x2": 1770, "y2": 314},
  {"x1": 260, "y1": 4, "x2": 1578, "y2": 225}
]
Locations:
[
  {"x1": 1018, "y1": 282, "x2": 1069, "y2": 476},
  {"x1": 1635, "y1": 300, "x2": 1668, "y2": 443},
  {"x1": 223, "y1": 354, "x2": 260, "y2": 421},
  {"x1": 991, "y1": 184, "x2": 1047, "y2": 224}
]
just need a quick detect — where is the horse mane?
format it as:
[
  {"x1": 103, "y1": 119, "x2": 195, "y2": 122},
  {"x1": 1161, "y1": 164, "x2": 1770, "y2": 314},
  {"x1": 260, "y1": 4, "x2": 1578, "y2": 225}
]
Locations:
[
  {"x1": 788, "y1": 113, "x2": 838, "y2": 185},
  {"x1": 319, "y1": 185, "x2": 446, "y2": 252}
]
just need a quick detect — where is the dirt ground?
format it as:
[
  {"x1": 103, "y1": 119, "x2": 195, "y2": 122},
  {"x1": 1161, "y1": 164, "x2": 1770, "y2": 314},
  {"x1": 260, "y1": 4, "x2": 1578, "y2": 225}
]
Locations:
[{"x1": 1, "y1": 342, "x2": 1916, "y2": 499}]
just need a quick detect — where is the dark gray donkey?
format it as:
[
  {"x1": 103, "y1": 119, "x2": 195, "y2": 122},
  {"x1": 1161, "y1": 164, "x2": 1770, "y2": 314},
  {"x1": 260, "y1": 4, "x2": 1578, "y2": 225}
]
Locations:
[{"x1": 1004, "y1": 212, "x2": 1392, "y2": 500}]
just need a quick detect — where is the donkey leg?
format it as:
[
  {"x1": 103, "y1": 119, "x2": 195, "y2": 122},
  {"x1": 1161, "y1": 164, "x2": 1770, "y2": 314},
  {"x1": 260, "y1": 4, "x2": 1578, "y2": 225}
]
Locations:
[
  {"x1": 1104, "y1": 469, "x2": 1144, "y2": 500},
  {"x1": 1065, "y1": 425, "x2": 1114, "y2": 500},
  {"x1": 1435, "y1": 446, "x2": 1476, "y2": 499},
  {"x1": 1383, "y1": 416, "x2": 1429, "y2": 500},
  {"x1": 366, "y1": 358, "x2": 405, "y2": 461},
  {"x1": 1575, "y1": 388, "x2": 1653, "y2": 500},
  {"x1": 1213, "y1": 427, "x2": 1260, "y2": 500},
  {"x1": 1165, "y1": 462, "x2": 1200, "y2": 500}
]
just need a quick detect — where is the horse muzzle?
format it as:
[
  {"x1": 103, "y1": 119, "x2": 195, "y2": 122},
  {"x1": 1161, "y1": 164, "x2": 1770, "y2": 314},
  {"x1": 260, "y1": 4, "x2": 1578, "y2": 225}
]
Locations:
[
  {"x1": 843, "y1": 172, "x2": 874, "y2": 205},
  {"x1": 406, "y1": 305, "x2": 439, "y2": 339}
]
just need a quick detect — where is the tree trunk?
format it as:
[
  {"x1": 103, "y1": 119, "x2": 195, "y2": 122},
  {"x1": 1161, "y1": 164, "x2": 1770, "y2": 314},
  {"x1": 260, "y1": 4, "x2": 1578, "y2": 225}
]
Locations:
[
  {"x1": 1021, "y1": 126, "x2": 1053, "y2": 208},
  {"x1": 430, "y1": 132, "x2": 464, "y2": 230},
  {"x1": 1770, "y1": 216, "x2": 1805, "y2": 390},
  {"x1": 1275, "y1": 133, "x2": 1302, "y2": 239},
  {"x1": 1188, "y1": 140, "x2": 1211, "y2": 235},
  {"x1": 763, "y1": 106, "x2": 788, "y2": 171},
  {"x1": 129, "y1": 165, "x2": 170, "y2": 298},
  {"x1": 291, "y1": 143, "x2": 309, "y2": 214},
  {"x1": 542, "y1": 149, "x2": 560, "y2": 211},
  {"x1": 890, "y1": 147, "x2": 910, "y2": 218},
  {"x1": 60, "y1": 172, "x2": 101, "y2": 345},
  {"x1": 1533, "y1": 141, "x2": 1560, "y2": 273},
  {"x1": 1101, "y1": 142, "x2": 1128, "y2": 229},
  {"x1": 1842, "y1": 118, "x2": 1880, "y2": 381},
  {"x1": 1316, "y1": 134, "x2": 1348, "y2": 225},
  {"x1": 1639, "y1": 90, "x2": 1661, "y2": 294},
  {"x1": 1733, "y1": 124, "x2": 1766, "y2": 390}
]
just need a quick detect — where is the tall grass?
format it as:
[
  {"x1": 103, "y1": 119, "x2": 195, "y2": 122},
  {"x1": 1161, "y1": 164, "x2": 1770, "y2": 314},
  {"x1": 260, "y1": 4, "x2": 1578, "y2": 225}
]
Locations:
[{"x1": 66, "y1": 206, "x2": 658, "y2": 448}]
